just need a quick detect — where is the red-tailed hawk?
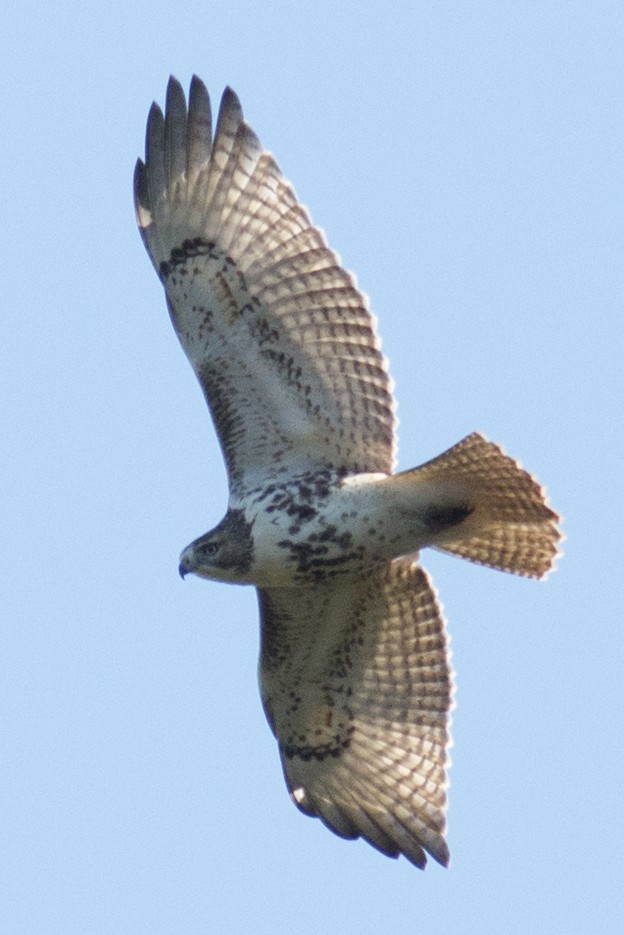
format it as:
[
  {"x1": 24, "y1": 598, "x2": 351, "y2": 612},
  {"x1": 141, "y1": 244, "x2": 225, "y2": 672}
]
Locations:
[{"x1": 134, "y1": 77, "x2": 561, "y2": 868}]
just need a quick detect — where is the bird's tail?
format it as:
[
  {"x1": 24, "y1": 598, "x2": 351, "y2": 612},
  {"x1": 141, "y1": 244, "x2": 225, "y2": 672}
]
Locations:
[{"x1": 395, "y1": 433, "x2": 562, "y2": 579}]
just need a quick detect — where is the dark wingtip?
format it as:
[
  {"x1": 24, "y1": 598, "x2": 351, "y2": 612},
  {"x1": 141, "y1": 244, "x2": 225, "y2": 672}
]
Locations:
[
  {"x1": 166, "y1": 74, "x2": 184, "y2": 97},
  {"x1": 189, "y1": 73, "x2": 208, "y2": 99},
  {"x1": 146, "y1": 100, "x2": 165, "y2": 150},
  {"x1": 219, "y1": 85, "x2": 243, "y2": 121},
  {"x1": 133, "y1": 157, "x2": 147, "y2": 206}
]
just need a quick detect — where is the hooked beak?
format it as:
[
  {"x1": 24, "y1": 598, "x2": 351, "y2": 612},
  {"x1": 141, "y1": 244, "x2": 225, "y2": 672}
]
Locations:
[{"x1": 178, "y1": 554, "x2": 192, "y2": 579}]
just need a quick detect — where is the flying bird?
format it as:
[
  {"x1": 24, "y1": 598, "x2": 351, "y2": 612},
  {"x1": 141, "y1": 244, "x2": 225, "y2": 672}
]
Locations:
[{"x1": 134, "y1": 76, "x2": 561, "y2": 869}]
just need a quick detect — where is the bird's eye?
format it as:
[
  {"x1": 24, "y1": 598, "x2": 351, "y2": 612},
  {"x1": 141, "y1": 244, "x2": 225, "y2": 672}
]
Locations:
[{"x1": 200, "y1": 541, "x2": 219, "y2": 557}]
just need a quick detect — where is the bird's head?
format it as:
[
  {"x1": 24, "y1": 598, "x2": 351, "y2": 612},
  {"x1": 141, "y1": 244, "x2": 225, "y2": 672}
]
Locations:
[{"x1": 178, "y1": 509, "x2": 255, "y2": 584}]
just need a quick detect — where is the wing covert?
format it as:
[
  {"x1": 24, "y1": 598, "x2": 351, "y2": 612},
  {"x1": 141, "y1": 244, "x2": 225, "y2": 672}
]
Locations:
[{"x1": 135, "y1": 77, "x2": 396, "y2": 494}]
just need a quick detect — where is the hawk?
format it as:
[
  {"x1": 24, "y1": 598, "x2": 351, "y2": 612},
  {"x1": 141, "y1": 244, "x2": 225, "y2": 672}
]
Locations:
[{"x1": 134, "y1": 77, "x2": 561, "y2": 869}]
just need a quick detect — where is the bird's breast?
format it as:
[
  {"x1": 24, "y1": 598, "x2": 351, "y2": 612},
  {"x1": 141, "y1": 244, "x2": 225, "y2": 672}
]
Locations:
[{"x1": 242, "y1": 469, "x2": 433, "y2": 587}]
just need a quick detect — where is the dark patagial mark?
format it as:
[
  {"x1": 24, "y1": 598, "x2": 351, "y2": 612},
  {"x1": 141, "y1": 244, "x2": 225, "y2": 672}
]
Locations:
[
  {"x1": 282, "y1": 732, "x2": 353, "y2": 762},
  {"x1": 159, "y1": 238, "x2": 231, "y2": 279},
  {"x1": 282, "y1": 695, "x2": 356, "y2": 761}
]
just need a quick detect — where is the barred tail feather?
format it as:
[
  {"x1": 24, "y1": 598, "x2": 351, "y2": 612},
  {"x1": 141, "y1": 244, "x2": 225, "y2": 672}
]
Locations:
[{"x1": 414, "y1": 433, "x2": 562, "y2": 578}]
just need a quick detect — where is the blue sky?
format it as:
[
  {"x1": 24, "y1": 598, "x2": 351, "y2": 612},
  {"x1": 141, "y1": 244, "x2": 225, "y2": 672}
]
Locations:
[{"x1": 3, "y1": 2, "x2": 622, "y2": 932}]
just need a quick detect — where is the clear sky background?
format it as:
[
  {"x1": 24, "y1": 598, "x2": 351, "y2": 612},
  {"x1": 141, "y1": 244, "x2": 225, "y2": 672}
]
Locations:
[{"x1": 3, "y1": 2, "x2": 622, "y2": 933}]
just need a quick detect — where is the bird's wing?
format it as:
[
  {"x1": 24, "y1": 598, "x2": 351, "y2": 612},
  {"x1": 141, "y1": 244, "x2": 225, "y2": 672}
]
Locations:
[
  {"x1": 257, "y1": 559, "x2": 452, "y2": 869},
  {"x1": 135, "y1": 77, "x2": 396, "y2": 495}
]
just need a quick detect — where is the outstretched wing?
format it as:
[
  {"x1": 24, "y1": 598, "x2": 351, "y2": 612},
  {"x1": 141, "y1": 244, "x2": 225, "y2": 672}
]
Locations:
[
  {"x1": 135, "y1": 77, "x2": 396, "y2": 495},
  {"x1": 258, "y1": 560, "x2": 452, "y2": 868}
]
